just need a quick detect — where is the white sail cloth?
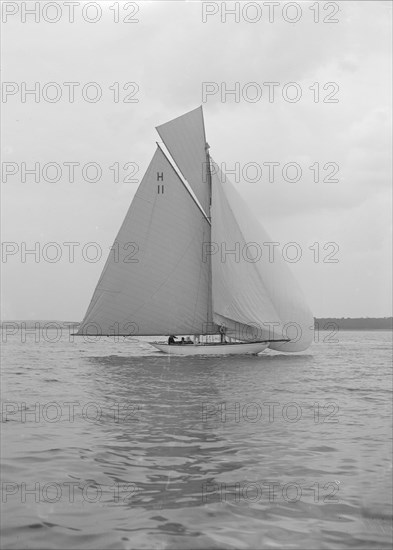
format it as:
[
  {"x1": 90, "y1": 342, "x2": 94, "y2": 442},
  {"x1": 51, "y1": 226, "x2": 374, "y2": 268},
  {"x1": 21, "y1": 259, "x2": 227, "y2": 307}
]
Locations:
[
  {"x1": 211, "y1": 166, "x2": 314, "y2": 352},
  {"x1": 156, "y1": 106, "x2": 210, "y2": 215},
  {"x1": 77, "y1": 147, "x2": 211, "y2": 336}
]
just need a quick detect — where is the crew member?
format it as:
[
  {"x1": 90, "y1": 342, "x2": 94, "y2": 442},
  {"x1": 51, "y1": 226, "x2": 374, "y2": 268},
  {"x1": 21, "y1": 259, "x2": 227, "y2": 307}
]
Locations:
[{"x1": 219, "y1": 325, "x2": 227, "y2": 343}]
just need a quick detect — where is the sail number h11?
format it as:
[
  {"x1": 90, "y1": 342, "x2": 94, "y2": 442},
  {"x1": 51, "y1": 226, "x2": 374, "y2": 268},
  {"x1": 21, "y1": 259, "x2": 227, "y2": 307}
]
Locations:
[{"x1": 157, "y1": 171, "x2": 164, "y2": 194}]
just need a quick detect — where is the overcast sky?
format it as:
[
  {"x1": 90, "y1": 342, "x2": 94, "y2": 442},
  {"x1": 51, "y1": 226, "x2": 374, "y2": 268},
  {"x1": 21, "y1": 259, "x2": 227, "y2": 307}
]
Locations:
[{"x1": 2, "y1": 0, "x2": 392, "y2": 320}]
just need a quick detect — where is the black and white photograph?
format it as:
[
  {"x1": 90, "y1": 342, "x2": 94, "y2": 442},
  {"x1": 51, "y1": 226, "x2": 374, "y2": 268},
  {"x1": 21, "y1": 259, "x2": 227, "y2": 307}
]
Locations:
[{"x1": 1, "y1": 1, "x2": 392, "y2": 548}]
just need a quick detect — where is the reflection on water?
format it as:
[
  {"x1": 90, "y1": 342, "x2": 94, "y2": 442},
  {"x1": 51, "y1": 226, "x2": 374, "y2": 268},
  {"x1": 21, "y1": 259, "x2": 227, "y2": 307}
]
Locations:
[{"x1": 1, "y1": 331, "x2": 392, "y2": 549}]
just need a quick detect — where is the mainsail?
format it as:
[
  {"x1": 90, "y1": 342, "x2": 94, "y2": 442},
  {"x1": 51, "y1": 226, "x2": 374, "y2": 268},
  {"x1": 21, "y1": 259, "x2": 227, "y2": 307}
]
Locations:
[
  {"x1": 77, "y1": 146, "x2": 212, "y2": 336},
  {"x1": 156, "y1": 106, "x2": 210, "y2": 215},
  {"x1": 211, "y1": 165, "x2": 314, "y2": 352}
]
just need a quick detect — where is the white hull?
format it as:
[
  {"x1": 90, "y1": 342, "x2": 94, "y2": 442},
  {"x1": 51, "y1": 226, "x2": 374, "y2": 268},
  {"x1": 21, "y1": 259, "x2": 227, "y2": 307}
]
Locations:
[{"x1": 150, "y1": 341, "x2": 269, "y2": 356}]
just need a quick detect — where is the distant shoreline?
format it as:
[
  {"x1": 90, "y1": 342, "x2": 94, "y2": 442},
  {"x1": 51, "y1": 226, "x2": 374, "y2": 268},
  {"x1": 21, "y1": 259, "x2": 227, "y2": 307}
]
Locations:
[
  {"x1": 315, "y1": 318, "x2": 392, "y2": 331},
  {"x1": 1, "y1": 318, "x2": 392, "y2": 331}
]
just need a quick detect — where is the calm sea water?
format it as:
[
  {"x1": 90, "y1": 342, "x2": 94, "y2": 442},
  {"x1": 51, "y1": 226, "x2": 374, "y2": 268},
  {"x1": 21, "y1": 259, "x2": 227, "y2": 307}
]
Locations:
[{"x1": 1, "y1": 328, "x2": 392, "y2": 550}]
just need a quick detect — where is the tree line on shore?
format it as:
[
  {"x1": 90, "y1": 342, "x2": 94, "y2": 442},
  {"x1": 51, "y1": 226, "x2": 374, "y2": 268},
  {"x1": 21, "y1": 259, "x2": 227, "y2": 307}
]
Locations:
[{"x1": 315, "y1": 317, "x2": 392, "y2": 330}]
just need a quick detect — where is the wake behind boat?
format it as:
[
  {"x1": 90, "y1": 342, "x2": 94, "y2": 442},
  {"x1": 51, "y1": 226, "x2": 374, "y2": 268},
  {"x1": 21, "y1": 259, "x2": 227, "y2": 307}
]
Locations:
[{"x1": 76, "y1": 107, "x2": 314, "y2": 356}]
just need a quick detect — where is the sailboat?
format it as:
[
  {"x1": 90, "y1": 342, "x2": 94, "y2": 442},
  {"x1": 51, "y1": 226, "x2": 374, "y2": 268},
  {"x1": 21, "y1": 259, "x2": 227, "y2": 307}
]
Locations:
[{"x1": 76, "y1": 107, "x2": 313, "y2": 355}]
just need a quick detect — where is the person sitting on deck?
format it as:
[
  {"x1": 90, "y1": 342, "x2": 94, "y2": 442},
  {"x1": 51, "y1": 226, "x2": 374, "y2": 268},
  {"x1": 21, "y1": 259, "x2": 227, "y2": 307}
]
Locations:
[
  {"x1": 168, "y1": 335, "x2": 177, "y2": 345},
  {"x1": 180, "y1": 337, "x2": 185, "y2": 345}
]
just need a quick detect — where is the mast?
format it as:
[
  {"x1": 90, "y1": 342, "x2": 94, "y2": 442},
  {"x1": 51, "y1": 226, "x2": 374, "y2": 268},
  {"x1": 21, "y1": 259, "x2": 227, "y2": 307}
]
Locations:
[
  {"x1": 205, "y1": 142, "x2": 213, "y2": 333},
  {"x1": 201, "y1": 104, "x2": 214, "y2": 334}
]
